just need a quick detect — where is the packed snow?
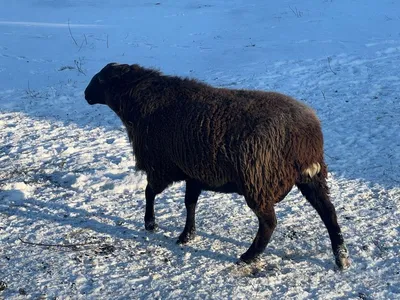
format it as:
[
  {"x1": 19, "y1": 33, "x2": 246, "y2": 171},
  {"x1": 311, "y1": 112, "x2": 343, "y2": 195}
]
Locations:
[{"x1": 1, "y1": 0, "x2": 399, "y2": 299}]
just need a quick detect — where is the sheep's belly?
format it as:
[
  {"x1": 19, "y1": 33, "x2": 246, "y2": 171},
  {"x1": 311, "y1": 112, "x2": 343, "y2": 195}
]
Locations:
[{"x1": 199, "y1": 181, "x2": 242, "y2": 195}]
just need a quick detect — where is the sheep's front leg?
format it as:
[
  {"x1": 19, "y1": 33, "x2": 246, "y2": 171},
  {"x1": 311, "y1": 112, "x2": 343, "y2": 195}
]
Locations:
[
  {"x1": 177, "y1": 180, "x2": 202, "y2": 244},
  {"x1": 144, "y1": 184, "x2": 164, "y2": 231}
]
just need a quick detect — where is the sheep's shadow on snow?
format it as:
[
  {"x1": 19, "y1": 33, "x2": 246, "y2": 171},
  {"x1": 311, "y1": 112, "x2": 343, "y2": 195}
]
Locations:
[
  {"x1": 0, "y1": 189, "x2": 244, "y2": 264},
  {"x1": 0, "y1": 188, "x2": 333, "y2": 270}
]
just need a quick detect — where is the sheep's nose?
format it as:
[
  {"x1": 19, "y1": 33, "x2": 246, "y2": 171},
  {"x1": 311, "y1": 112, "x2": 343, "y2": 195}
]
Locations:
[
  {"x1": 84, "y1": 89, "x2": 91, "y2": 101},
  {"x1": 84, "y1": 90, "x2": 93, "y2": 104}
]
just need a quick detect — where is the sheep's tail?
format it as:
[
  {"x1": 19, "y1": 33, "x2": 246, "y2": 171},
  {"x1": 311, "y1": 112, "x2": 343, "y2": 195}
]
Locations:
[
  {"x1": 297, "y1": 161, "x2": 328, "y2": 184},
  {"x1": 302, "y1": 162, "x2": 321, "y2": 178}
]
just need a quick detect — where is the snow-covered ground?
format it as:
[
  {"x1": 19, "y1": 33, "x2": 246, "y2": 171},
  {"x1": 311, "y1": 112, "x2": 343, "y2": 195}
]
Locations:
[{"x1": 1, "y1": 0, "x2": 399, "y2": 299}]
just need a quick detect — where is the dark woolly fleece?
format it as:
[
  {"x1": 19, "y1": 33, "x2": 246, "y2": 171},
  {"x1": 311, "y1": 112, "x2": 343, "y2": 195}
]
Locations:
[{"x1": 84, "y1": 63, "x2": 349, "y2": 269}]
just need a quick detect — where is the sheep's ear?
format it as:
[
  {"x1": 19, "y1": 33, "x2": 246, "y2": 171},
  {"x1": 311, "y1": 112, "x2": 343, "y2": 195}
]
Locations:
[
  {"x1": 120, "y1": 64, "x2": 132, "y2": 76},
  {"x1": 102, "y1": 62, "x2": 131, "y2": 79}
]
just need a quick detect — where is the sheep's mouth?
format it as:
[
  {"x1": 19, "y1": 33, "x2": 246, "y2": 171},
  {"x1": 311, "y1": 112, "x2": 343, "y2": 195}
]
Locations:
[
  {"x1": 84, "y1": 94, "x2": 96, "y2": 105},
  {"x1": 86, "y1": 98, "x2": 96, "y2": 105}
]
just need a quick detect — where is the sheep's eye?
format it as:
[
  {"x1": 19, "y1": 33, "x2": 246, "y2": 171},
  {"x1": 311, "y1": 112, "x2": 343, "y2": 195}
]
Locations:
[{"x1": 98, "y1": 76, "x2": 105, "y2": 84}]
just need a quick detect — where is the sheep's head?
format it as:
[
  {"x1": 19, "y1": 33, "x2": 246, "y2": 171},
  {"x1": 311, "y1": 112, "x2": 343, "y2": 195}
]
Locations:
[{"x1": 84, "y1": 62, "x2": 131, "y2": 106}]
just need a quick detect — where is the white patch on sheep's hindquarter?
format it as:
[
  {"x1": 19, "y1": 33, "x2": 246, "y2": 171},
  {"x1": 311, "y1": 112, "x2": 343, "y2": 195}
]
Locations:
[{"x1": 303, "y1": 163, "x2": 321, "y2": 177}]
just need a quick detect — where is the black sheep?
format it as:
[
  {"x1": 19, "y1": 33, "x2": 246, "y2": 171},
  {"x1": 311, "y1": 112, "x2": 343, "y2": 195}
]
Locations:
[{"x1": 84, "y1": 63, "x2": 350, "y2": 269}]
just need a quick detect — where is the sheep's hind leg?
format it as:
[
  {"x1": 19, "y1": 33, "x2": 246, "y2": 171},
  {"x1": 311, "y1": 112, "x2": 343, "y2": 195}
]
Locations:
[
  {"x1": 239, "y1": 203, "x2": 277, "y2": 264},
  {"x1": 296, "y1": 175, "x2": 350, "y2": 270},
  {"x1": 144, "y1": 183, "x2": 166, "y2": 231},
  {"x1": 177, "y1": 180, "x2": 202, "y2": 244}
]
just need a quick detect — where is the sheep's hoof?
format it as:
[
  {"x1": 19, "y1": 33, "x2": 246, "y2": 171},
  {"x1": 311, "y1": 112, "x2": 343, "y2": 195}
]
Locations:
[
  {"x1": 335, "y1": 245, "x2": 351, "y2": 270},
  {"x1": 145, "y1": 221, "x2": 158, "y2": 232},
  {"x1": 177, "y1": 230, "x2": 196, "y2": 245},
  {"x1": 238, "y1": 253, "x2": 261, "y2": 265}
]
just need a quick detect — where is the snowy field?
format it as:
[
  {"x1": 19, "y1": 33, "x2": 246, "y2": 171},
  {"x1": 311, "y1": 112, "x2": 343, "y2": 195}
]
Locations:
[{"x1": 1, "y1": 0, "x2": 399, "y2": 299}]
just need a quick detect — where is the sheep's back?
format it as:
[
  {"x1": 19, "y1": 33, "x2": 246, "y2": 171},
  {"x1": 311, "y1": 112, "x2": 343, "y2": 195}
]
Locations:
[{"x1": 134, "y1": 85, "x2": 322, "y2": 189}]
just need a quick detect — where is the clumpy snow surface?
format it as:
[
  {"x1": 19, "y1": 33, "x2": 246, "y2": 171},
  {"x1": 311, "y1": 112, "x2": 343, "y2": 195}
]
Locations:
[{"x1": 1, "y1": 0, "x2": 400, "y2": 299}]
